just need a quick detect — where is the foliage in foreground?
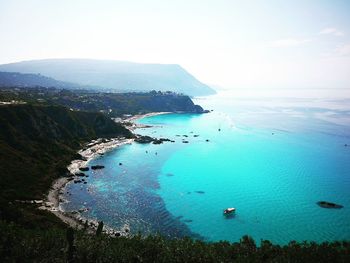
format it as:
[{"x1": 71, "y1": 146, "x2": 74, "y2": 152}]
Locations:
[{"x1": 0, "y1": 221, "x2": 349, "y2": 263}]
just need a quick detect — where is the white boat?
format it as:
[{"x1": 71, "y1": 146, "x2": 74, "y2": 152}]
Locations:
[{"x1": 223, "y1": 208, "x2": 236, "y2": 215}]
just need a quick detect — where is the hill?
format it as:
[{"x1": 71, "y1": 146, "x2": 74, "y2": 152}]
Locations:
[
  {"x1": 0, "y1": 104, "x2": 132, "y2": 202},
  {"x1": 0, "y1": 59, "x2": 216, "y2": 96},
  {"x1": 0, "y1": 88, "x2": 207, "y2": 116},
  {"x1": 0, "y1": 71, "x2": 79, "y2": 89}
]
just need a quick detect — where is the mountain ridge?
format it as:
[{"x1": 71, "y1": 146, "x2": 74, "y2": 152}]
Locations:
[
  {"x1": 0, "y1": 71, "x2": 81, "y2": 89},
  {"x1": 0, "y1": 59, "x2": 216, "y2": 96}
]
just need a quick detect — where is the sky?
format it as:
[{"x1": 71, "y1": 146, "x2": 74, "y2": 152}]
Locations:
[{"x1": 0, "y1": 0, "x2": 349, "y2": 89}]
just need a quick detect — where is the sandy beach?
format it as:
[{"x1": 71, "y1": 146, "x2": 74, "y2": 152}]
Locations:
[{"x1": 122, "y1": 112, "x2": 171, "y2": 131}]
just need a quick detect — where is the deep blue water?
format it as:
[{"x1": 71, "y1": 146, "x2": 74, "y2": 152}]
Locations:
[{"x1": 62, "y1": 91, "x2": 350, "y2": 244}]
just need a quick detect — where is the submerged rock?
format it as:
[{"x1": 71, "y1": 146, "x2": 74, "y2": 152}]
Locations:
[
  {"x1": 91, "y1": 165, "x2": 105, "y2": 170},
  {"x1": 317, "y1": 201, "x2": 343, "y2": 209},
  {"x1": 195, "y1": 191, "x2": 205, "y2": 194}
]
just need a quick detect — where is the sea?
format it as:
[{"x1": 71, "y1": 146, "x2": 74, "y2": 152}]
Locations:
[{"x1": 62, "y1": 89, "x2": 350, "y2": 244}]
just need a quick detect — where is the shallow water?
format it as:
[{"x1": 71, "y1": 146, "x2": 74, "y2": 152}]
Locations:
[{"x1": 63, "y1": 90, "x2": 350, "y2": 244}]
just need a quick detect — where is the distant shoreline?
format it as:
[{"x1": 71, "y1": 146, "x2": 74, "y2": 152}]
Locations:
[
  {"x1": 43, "y1": 111, "x2": 171, "y2": 235},
  {"x1": 122, "y1": 111, "x2": 171, "y2": 131}
]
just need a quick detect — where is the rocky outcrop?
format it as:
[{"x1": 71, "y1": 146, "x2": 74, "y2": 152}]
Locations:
[
  {"x1": 134, "y1": 135, "x2": 154, "y2": 144},
  {"x1": 135, "y1": 135, "x2": 174, "y2": 144}
]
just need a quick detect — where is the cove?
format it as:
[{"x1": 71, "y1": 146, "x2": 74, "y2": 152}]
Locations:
[{"x1": 62, "y1": 91, "x2": 350, "y2": 244}]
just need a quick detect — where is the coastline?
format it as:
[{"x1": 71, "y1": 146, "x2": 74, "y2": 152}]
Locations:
[
  {"x1": 122, "y1": 111, "x2": 171, "y2": 130},
  {"x1": 123, "y1": 111, "x2": 171, "y2": 122},
  {"x1": 43, "y1": 111, "x2": 171, "y2": 235}
]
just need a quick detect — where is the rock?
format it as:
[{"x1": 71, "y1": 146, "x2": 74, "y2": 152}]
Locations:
[
  {"x1": 78, "y1": 207, "x2": 88, "y2": 212},
  {"x1": 135, "y1": 135, "x2": 172, "y2": 145},
  {"x1": 152, "y1": 139, "x2": 163, "y2": 144},
  {"x1": 194, "y1": 135, "x2": 199, "y2": 137},
  {"x1": 119, "y1": 163, "x2": 122, "y2": 166},
  {"x1": 182, "y1": 140, "x2": 189, "y2": 143},
  {"x1": 206, "y1": 139, "x2": 210, "y2": 142},
  {"x1": 135, "y1": 135, "x2": 154, "y2": 144},
  {"x1": 153, "y1": 138, "x2": 171, "y2": 144},
  {"x1": 317, "y1": 201, "x2": 343, "y2": 209},
  {"x1": 91, "y1": 165, "x2": 105, "y2": 170},
  {"x1": 79, "y1": 167, "x2": 89, "y2": 171},
  {"x1": 75, "y1": 172, "x2": 86, "y2": 177}
]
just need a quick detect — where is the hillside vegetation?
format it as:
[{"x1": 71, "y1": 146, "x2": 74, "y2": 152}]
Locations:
[
  {"x1": 0, "y1": 104, "x2": 132, "y2": 227},
  {"x1": 1, "y1": 221, "x2": 349, "y2": 263}
]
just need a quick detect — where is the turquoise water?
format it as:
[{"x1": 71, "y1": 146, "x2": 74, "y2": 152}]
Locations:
[{"x1": 63, "y1": 91, "x2": 350, "y2": 244}]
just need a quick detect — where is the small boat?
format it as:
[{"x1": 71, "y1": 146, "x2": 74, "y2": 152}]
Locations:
[{"x1": 223, "y1": 208, "x2": 236, "y2": 215}]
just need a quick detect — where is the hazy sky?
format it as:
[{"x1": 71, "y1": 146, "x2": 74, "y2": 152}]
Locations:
[{"x1": 0, "y1": 0, "x2": 349, "y2": 89}]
